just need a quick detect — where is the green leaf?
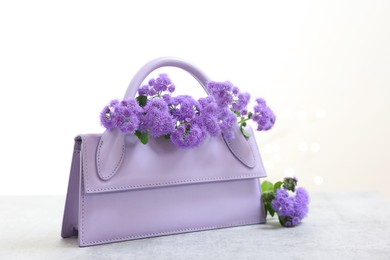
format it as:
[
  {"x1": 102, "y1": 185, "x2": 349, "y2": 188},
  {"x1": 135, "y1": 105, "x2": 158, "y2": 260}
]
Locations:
[
  {"x1": 274, "y1": 181, "x2": 283, "y2": 193},
  {"x1": 263, "y1": 201, "x2": 275, "y2": 218},
  {"x1": 240, "y1": 126, "x2": 251, "y2": 138},
  {"x1": 234, "y1": 111, "x2": 241, "y2": 116},
  {"x1": 262, "y1": 181, "x2": 274, "y2": 193},
  {"x1": 163, "y1": 134, "x2": 170, "y2": 140},
  {"x1": 267, "y1": 204, "x2": 275, "y2": 217},
  {"x1": 136, "y1": 95, "x2": 148, "y2": 107},
  {"x1": 135, "y1": 130, "x2": 149, "y2": 144}
]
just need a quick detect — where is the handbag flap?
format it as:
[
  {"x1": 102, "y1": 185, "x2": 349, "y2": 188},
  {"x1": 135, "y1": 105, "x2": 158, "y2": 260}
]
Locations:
[{"x1": 79, "y1": 126, "x2": 267, "y2": 194}]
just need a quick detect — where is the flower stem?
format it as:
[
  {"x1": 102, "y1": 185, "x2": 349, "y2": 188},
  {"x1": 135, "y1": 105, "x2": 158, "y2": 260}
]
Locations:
[{"x1": 238, "y1": 117, "x2": 250, "y2": 125}]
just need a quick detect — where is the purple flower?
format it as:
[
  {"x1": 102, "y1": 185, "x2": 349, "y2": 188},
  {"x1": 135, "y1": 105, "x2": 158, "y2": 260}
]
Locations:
[
  {"x1": 100, "y1": 98, "x2": 141, "y2": 134},
  {"x1": 168, "y1": 95, "x2": 212, "y2": 147},
  {"x1": 148, "y1": 78, "x2": 156, "y2": 87},
  {"x1": 115, "y1": 98, "x2": 142, "y2": 134},
  {"x1": 148, "y1": 88, "x2": 157, "y2": 96},
  {"x1": 170, "y1": 123, "x2": 206, "y2": 148},
  {"x1": 110, "y1": 100, "x2": 120, "y2": 107},
  {"x1": 139, "y1": 98, "x2": 175, "y2": 137},
  {"x1": 117, "y1": 110, "x2": 139, "y2": 134},
  {"x1": 162, "y1": 94, "x2": 172, "y2": 103},
  {"x1": 197, "y1": 96, "x2": 221, "y2": 136},
  {"x1": 138, "y1": 85, "x2": 149, "y2": 96},
  {"x1": 168, "y1": 84, "x2": 175, "y2": 93},
  {"x1": 103, "y1": 74, "x2": 277, "y2": 148},
  {"x1": 170, "y1": 95, "x2": 199, "y2": 121},
  {"x1": 292, "y1": 217, "x2": 300, "y2": 226},
  {"x1": 252, "y1": 98, "x2": 276, "y2": 131},
  {"x1": 232, "y1": 92, "x2": 250, "y2": 112},
  {"x1": 256, "y1": 97, "x2": 266, "y2": 104},
  {"x1": 218, "y1": 108, "x2": 237, "y2": 140},
  {"x1": 139, "y1": 74, "x2": 176, "y2": 97},
  {"x1": 100, "y1": 105, "x2": 117, "y2": 130},
  {"x1": 272, "y1": 187, "x2": 310, "y2": 227},
  {"x1": 294, "y1": 187, "x2": 310, "y2": 219},
  {"x1": 207, "y1": 81, "x2": 234, "y2": 108}
]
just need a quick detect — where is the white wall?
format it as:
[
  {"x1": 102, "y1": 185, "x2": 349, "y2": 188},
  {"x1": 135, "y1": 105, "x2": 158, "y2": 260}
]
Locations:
[{"x1": 1, "y1": 0, "x2": 389, "y2": 197}]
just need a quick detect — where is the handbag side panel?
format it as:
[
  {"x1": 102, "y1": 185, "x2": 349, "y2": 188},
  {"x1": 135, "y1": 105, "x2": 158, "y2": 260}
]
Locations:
[
  {"x1": 79, "y1": 177, "x2": 265, "y2": 246},
  {"x1": 61, "y1": 138, "x2": 82, "y2": 238}
]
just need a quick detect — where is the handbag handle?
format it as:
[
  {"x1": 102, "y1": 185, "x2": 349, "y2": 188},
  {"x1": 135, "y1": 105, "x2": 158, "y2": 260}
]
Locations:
[
  {"x1": 96, "y1": 57, "x2": 257, "y2": 181},
  {"x1": 124, "y1": 57, "x2": 211, "y2": 99}
]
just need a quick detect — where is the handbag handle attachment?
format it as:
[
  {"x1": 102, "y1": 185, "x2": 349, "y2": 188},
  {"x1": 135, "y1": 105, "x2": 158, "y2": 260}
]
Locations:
[{"x1": 96, "y1": 57, "x2": 256, "y2": 181}]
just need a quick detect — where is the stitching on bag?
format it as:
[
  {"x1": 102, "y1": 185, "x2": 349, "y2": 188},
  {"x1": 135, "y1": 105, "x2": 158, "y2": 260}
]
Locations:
[
  {"x1": 96, "y1": 137, "x2": 125, "y2": 180},
  {"x1": 82, "y1": 218, "x2": 260, "y2": 246},
  {"x1": 86, "y1": 174, "x2": 260, "y2": 192},
  {"x1": 80, "y1": 136, "x2": 87, "y2": 245}
]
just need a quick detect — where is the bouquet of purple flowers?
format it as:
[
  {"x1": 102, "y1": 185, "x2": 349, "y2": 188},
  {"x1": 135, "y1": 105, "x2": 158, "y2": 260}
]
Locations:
[
  {"x1": 100, "y1": 74, "x2": 276, "y2": 148},
  {"x1": 262, "y1": 177, "x2": 310, "y2": 227}
]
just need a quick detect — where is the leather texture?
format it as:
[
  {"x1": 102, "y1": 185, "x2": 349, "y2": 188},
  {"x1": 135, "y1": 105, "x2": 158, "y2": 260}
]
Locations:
[{"x1": 61, "y1": 57, "x2": 268, "y2": 247}]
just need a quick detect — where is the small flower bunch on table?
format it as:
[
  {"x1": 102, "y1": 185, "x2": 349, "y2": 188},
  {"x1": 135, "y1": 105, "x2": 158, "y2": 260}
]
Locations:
[
  {"x1": 262, "y1": 177, "x2": 310, "y2": 227},
  {"x1": 100, "y1": 74, "x2": 276, "y2": 147}
]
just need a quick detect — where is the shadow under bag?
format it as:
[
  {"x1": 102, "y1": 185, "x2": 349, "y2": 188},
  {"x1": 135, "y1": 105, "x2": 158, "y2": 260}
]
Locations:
[{"x1": 61, "y1": 57, "x2": 267, "y2": 247}]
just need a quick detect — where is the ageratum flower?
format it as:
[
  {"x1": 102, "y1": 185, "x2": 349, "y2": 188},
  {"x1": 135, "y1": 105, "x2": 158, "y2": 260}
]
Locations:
[
  {"x1": 197, "y1": 96, "x2": 221, "y2": 137},
  {"x1": 271, "y1": 187, "x2": 309, "y2": 227},
  {"x1": 100, "y1": 98, "x2": 141, "y2": 134},
  {"x1": 233, "y1": 92, "x2": 251, "y2": 114},
  {"x1": 169, "y1": 95, "x2": 199, "y2": 121},
  {"x1": 168, "y1": 95, "x2": 208, "y2": 148},
  {"x1": 208, "y1": 81, "x2": 234, "y2": 108},
  {"x1": 102, "y1": 73, "x2": 277, "y2": 148},
  {"x1": 218, "y1": 108, "x2": 237, "y2": 140},
  {"x1": 170, "y1": 124, "x2": 206, "y2": 149},
  {"x1": 138, "y1": 74, "x2": 176, "y2": 97},
  {"x1": 100, "y1": 105, "x2": 117, "y2": 130},
  {"x1": 139, "y1": 98, "x2": 175, "y2": 138},
  {"x1": 252, "y1": 98, "x2": 276, "y2": 131}
]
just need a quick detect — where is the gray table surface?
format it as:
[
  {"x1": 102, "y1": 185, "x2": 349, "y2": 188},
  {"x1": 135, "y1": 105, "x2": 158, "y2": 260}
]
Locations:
[{"x1": 0, "y1": 192, "x2": 389, "y2": 260}]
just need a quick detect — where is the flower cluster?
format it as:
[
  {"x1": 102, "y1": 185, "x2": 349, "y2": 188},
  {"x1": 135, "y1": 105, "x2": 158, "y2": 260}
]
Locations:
[
  {"x1": 253, "y1": 98, "x2": 276, "y2": 131},
  {"x1": 207, "y1": 81, "x2": 251, "y2": 139},
  {"x1": 262, "y1": 177, "x2": 310, "y2": 227},
  {"x1": 100, "y1": 99, "x2": 142, "y2": 134},
  {"x1": 272, "y1": 186, "x2": 309, "y2": 227},
  {"x1": 138, "y1": 73, "x2": 175, "y2": 97},
  {"x1": 100, "y1": 73, "x2": 276, "y2": 148}
]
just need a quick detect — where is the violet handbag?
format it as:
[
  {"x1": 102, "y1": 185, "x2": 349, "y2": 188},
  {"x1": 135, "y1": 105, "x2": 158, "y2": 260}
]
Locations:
[{"x1": 61, "y1": 57, "x2": 267, "y2": 247}]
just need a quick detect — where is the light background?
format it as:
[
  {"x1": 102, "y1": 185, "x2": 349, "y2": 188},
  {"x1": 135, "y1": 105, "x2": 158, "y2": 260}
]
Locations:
[{"x1": 0, "y1": 0, "x2": 389, "y2": 197}]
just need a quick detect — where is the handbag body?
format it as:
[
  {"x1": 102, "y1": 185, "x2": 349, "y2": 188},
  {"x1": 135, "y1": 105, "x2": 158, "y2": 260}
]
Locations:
[{"x1": 61, "y1": 58, "x2": 267, "y2": 247}]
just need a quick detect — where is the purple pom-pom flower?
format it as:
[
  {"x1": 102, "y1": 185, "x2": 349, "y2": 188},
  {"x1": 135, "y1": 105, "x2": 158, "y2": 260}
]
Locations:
[
  {"x1": 139, "y1": 98, "x2": 175, "y2": 137},
  {"x1": 100, "y1": 105, "x2": 117, "y2": 131},
  {"x1": 139, "y1": 74, "x2": 176, "y2": 97},
  {"x1": 272, "y1": 187, "x2": 310, "y2": 227},
  {"x1": 170, "y1": 123, "x2": 206, "y2": 148},
  {"x1": 101, "y1": 73, "x2": 277, "y2": 148},
  {"x1": 252, "y1": 98, "x2": 276, "y2": 131},
  {"x1": 100, "y1": 98, "x2": 141, "y2": 135}
]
